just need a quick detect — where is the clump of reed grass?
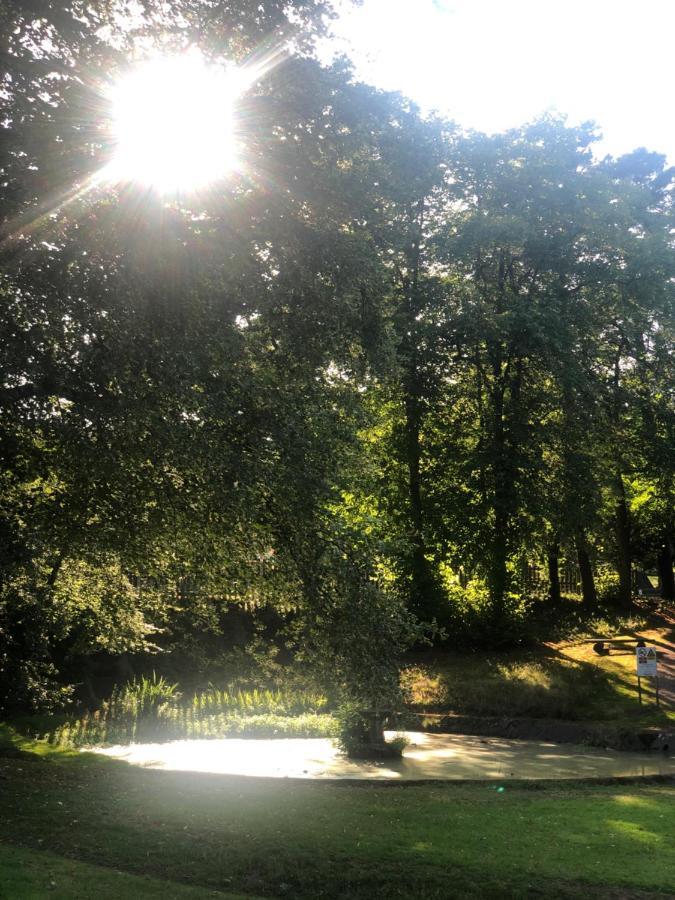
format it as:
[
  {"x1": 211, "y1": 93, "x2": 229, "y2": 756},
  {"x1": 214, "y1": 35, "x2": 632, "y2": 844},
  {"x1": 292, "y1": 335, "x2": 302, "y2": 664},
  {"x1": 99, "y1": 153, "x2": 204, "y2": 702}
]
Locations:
[
  {"x1": 193, "y1": 686, "x2": 327, "y2": 717},
  {"x1": 46, "y1": 678, "x2": 332, "y2": 748}
]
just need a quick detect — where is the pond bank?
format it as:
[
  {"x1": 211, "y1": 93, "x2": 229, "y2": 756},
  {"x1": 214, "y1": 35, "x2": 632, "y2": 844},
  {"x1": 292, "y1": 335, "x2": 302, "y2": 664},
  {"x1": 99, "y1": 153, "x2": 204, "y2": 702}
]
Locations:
[{"x1": 413, "y1": 712, "x2": 674, "y2": 752}]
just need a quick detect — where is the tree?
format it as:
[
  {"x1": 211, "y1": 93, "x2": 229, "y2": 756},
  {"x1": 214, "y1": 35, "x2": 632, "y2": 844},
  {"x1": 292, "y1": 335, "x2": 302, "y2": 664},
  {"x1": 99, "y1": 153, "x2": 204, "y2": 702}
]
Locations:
[{"x1": 0, "y1": 0, "x2": 425, "y2": 711}]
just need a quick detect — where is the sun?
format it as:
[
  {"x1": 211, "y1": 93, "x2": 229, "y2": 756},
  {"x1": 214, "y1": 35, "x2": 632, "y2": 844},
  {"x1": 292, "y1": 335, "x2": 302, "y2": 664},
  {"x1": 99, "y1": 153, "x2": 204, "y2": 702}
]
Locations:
[{"x1": 107, "y1": 54, "x2": 239, "y2": 193}]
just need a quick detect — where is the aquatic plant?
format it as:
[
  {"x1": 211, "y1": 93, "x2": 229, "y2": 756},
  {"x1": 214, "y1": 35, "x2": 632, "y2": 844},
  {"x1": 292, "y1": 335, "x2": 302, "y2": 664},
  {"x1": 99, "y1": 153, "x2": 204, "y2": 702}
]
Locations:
[{"x1": 45, "y1": 680, "x2": 332, "y2": 747}]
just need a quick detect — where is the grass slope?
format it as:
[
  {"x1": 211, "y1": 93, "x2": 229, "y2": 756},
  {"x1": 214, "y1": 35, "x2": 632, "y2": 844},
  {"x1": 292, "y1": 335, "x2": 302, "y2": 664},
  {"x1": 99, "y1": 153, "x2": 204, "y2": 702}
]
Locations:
[
  {"x1": 402, "y1": 604, "x2": 675, "y2": 726},
  {"x1": 1, "y1": 728, "x2": 674, "y2": 899}
]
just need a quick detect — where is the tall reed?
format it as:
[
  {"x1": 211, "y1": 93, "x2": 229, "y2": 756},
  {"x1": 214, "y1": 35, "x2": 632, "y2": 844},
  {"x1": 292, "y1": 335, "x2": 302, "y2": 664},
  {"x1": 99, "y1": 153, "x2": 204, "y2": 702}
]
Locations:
[{"x1": 47, "y1": 679, "x2": 332, "y2": 747}]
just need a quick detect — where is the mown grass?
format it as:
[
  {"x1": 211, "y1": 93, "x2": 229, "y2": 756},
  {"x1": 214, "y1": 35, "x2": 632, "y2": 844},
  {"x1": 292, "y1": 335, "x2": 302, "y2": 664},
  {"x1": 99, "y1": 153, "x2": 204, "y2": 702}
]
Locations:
[
  {"x1": 1, "y1": 728, "x2": 674, "y2": 898},
  {"x1": 0, "y1": 843, "x2": 255, "y2": 899}
]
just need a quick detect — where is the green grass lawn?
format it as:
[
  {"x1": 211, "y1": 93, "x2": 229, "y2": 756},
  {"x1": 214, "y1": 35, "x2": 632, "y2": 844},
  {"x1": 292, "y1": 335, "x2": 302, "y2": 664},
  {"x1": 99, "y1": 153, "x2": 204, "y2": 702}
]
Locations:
[
  {"x1": 0, "y1": 843, "x2": 254, "y2": 899},
  {"x1": 1, "y1": 727, "x2": 675, "y2": 898}
]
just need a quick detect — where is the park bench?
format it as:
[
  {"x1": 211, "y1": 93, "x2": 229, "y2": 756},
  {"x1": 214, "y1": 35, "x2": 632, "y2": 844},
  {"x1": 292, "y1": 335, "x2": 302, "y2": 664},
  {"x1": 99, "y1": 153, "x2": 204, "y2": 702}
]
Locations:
[{"x1": 591, "y1": 638, "x2": 646, "y2": 655}]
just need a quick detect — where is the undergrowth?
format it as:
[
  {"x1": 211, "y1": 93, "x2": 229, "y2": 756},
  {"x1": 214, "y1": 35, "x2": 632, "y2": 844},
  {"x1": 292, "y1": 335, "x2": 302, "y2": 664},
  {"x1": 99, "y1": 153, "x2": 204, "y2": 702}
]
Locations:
[{"x1": 41, "y1": 674, "x2": 333, "y2": 747}]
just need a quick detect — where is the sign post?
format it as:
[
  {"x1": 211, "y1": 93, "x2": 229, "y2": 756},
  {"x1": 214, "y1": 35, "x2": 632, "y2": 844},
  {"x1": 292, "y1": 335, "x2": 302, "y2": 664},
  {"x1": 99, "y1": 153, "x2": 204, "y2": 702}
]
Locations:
[{"x1": 635, "y1": 646, "x2": 659, "y2": 707}]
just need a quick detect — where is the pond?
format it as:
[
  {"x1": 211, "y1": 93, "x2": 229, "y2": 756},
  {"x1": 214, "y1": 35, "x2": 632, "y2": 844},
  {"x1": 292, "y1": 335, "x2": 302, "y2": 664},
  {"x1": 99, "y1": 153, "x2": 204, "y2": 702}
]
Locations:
[{"x1": 92, "y1": 731, "x2": 675, "y2": 781}]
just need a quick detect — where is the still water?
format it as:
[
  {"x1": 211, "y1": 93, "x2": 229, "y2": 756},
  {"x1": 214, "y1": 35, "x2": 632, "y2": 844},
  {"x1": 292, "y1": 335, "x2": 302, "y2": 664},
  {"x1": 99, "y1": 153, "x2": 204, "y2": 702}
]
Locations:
[{"x1": 92, "y1": 731, "x2": 675, "y2": 781}]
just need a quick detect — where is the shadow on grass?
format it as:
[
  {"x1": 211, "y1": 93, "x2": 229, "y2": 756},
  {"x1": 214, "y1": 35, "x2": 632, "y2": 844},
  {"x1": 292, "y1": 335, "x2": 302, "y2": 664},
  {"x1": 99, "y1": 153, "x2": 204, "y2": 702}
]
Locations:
[
  {"x1": 0, "y1": 722, "x2": 127, "y2": 771},
  {"x1": 402, "y1": 645, "x2": 673, "y2": 727},
  {"x1": 0, "y1": 842, "x2": 256, "y2": 900}
]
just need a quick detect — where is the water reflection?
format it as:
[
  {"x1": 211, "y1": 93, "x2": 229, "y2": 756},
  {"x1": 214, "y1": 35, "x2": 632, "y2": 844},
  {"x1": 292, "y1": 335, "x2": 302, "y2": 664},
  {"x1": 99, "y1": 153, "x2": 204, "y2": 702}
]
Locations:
[{"x1": 92, "y1": 732, "x2": 675, "y2": 781}]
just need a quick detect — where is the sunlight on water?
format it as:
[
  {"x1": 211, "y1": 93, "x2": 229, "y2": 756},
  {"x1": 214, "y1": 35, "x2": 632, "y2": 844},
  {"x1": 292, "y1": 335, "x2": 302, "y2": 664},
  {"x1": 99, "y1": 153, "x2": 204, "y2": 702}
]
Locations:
[{"x1": 92, "y1": 732, "x2": 675, "y2": 781}]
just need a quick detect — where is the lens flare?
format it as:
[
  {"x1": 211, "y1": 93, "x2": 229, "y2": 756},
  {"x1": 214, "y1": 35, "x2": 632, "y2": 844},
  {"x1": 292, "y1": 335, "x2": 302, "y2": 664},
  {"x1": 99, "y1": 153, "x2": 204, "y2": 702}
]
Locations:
[{"x1": 106, "y1": 53, "x2": 239, "y2": 193}]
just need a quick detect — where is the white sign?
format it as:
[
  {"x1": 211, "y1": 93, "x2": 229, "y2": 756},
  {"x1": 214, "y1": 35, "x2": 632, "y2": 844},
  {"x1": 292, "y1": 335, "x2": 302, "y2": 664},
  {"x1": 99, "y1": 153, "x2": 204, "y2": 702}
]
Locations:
[{"x1": 636, "y1": 646, "x2": 658, "y2": 678}]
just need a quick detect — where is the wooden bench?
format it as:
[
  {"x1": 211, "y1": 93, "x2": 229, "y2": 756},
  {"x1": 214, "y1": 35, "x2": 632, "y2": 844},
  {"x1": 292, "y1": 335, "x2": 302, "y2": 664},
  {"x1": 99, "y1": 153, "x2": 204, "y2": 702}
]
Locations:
[{"x1": 590, "y1": 638, "x2": 646, "y2": 655}]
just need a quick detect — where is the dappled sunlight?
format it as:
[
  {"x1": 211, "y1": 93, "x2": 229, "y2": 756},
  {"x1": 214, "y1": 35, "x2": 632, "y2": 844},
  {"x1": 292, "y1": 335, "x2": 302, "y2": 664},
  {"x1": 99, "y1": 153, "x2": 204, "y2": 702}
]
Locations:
[
  {"x1": 93, "y1": 732, "x2": 675, "y2": 781},
  {"x1": 552, "y1": 629, "x2": 675, "y2": 719},
  {"x1": 412, "y1": 841, "x2": 434, "y2": 853},
  {"x1": 402, "y1": 650, "x2": 643, "y2": 720},
  {"x1": 403, "y1": 615, "x2": 675, "y2": 724},
  {"x1": 605, "y1": 820, "x2": 663, "y2": 845},
  {"x1": 612, "y1": 794, "x2": 660, "y2": 808}
]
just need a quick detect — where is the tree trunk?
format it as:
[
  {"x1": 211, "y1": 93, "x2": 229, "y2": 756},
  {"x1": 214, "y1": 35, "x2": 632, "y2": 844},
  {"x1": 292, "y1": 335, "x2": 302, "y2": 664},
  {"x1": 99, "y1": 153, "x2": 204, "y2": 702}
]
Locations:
[
  {"x1": 547, "y1": 543, "x2": 561, "y2": 604},
  {"x1": 47, "y1": 556, "x2": 63, "y2": 588},
  {"x1": 405, "y1": 392, "x2": 425, "y2": 606},
  {"x1": 486, "y1": 253, "x2": 514, "y2": 615},
  {"x1": 398, "y1": 198, "x2": 442, "y2": 621},
  {"x1": 404, "y1": 393, "x2": 437, "y2": 618},
  {"x1": 613, "y1": 473, "x2": 632, "y2": 606},
  {"x1": 576, "y1": 532, "x2": 597, "y2": 606},
  {"x1": 489, "y1": 529, "x2": 509, "y2": 613},
  {"x1": 489, "y1": 389, "x2": 511, "y2": 612},
  {"x1": 658, "y1": 542, "x2": 675, "y2": 601}
]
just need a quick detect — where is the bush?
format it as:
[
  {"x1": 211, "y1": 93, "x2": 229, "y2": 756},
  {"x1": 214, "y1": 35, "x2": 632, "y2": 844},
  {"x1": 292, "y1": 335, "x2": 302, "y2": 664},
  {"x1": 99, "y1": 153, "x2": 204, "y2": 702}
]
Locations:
[
  {"x1": 0, "y1": 658, "x2": 73, "y2": 715},
  {"x1": 333, "y1": 700, "x2": 405, "y2": 759},
  {"x1": 442, "y1": 582, "x2": 534, "y2": 649},
  {"x1": 114, "y1": 673, "x2": 180, "y2": 716},
  {"x1": 193, "y1": 686, "x2": 327, "y2": 717},
  {"x1": 0, "y1": 556, "x2": 162, "y2": 714},
  {"x1": 595, "y1": 567, "x2": 623, "y2": 606},
  {"x1": 0, "y1": 574, "x2": 74, "y2": 714}
]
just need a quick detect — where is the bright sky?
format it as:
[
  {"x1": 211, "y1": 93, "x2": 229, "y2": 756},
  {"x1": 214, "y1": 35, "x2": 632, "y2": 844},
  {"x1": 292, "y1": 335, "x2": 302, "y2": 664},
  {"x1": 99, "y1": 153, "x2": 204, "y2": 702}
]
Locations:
[{"x1": 330, "y1": 0, "x2": 675, "y2": 162}]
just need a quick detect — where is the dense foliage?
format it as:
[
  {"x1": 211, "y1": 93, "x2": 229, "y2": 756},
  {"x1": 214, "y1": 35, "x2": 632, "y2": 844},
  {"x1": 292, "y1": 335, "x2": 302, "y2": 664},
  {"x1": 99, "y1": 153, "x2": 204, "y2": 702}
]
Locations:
[{"x1": 1, "y1": 0, "x2": 673, "y2": 720}]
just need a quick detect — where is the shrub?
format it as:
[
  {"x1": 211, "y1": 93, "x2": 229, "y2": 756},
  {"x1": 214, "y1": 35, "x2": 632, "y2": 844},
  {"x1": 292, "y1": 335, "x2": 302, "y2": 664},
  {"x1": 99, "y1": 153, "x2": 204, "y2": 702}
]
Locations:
[
  {"x1": 443, "y1": 582, "x2": 534, "y2": 649},
  {"x1": 194, "y1": 686, "x2": 327, "y2": 717},
  {"x1": 595, "y1": 567, "x2": 623, "y2": 606},
  {"x1": 0, "y1": 556, "x2": 163, "y2": 715},
  {"x1": 333, "y1": 699, "x2": 405, "y2": 759}
]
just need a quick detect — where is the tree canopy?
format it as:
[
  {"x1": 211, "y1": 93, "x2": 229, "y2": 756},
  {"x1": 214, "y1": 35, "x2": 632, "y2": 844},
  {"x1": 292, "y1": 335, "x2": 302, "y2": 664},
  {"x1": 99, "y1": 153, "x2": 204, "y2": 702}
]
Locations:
[{"x1": 1, "y1": 0, "x2": 673, "y2": 714}]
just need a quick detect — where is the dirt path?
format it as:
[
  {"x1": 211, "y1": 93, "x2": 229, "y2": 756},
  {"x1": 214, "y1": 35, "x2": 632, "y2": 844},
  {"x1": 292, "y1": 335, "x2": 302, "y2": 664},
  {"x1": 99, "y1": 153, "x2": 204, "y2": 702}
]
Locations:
[
  {"x1": 655, "y1": 651, "x2": 675, "y2": 709},
  {"x1": 553, "y1": 602, "x2": 675, "y2": 712},
  {"x1": 624, "y1": 604, "x2": 675, "y2": 710}
]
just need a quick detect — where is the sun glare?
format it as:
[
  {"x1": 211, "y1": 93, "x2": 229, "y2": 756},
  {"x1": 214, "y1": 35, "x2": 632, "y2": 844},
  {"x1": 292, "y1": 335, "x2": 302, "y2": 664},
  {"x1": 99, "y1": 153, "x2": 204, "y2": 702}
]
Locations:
[{"x1": 108, "y1": 54, "x2": 239, "y2": 193}]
